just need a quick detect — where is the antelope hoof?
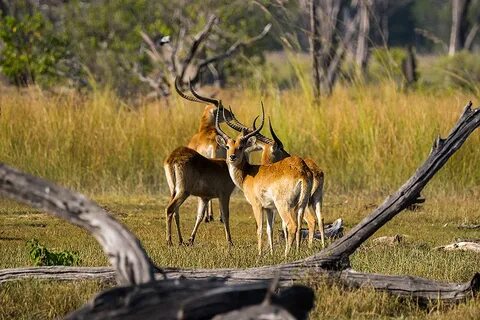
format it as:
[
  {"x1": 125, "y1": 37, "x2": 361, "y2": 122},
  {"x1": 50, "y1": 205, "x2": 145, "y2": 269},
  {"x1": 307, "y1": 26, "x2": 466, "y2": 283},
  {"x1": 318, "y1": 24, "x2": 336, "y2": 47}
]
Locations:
[
  {"x1": 185, "y1": 238, "x2": 195, "y2": 246},
  {"x1": 166, "y1": 240, "x2": 173, "y2": 246}
]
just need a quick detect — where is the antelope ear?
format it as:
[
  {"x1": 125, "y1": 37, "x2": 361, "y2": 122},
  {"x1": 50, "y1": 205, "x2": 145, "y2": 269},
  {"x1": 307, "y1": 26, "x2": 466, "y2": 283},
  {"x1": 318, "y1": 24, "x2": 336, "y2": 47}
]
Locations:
[
  {"x1": 246, "y1": 136, "x2": 256, "y2": 146},
  {"x1": 244, "y1": 136, "x2": 262, "y2": 153},
  {"x1": 215, "y1": 135, "x2": 227, "y2": 149}
]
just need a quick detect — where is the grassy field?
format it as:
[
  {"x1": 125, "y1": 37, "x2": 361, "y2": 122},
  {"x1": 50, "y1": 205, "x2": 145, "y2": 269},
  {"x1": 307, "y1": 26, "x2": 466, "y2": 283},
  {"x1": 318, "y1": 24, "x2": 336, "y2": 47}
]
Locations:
[
  {"x1": 0, "y1": 193, "x2": 479, "y2": 319},
  {"x1": 0, "y1": 82, "x2": 480, "y2": 319}
]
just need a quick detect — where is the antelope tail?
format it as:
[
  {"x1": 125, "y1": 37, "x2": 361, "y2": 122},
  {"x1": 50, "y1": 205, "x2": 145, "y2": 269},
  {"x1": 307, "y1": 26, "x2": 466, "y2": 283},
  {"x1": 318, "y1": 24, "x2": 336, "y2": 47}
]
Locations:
[{"x1": 164, "y1": 163, "x2": 176, "y2": 197}]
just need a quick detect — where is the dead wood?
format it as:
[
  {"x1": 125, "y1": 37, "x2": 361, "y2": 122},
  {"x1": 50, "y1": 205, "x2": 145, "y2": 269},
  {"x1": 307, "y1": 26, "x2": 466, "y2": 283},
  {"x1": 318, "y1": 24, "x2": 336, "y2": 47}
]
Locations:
[
  {"x1": 4, "y1": 265, "x2": 477, "y2": 304},
  {"x1": 66, "y1": 279, "x2": 313, "y2": 320},
  {"x1": 458, "y1": 223, "x2": 480, "y2": 229},
  {"x1": 435, "y1": 241, "x2": 480, "y2": 253}
]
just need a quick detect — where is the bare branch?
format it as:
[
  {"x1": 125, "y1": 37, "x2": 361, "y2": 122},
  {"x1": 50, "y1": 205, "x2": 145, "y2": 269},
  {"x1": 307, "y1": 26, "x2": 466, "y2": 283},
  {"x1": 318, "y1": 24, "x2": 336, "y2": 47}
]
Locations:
[
  {"x1": 178, "y1": 15, "x2": 219, "y2": 83},
  {"x1": 189, "y1": 23, "x2": 272, "y2": 84},
  {"x1": 415, "y1": 28, "x2": 448, "y2": 52},
  {"x1": 464, "y1": 22, "x2": 479, "y2": 51}
]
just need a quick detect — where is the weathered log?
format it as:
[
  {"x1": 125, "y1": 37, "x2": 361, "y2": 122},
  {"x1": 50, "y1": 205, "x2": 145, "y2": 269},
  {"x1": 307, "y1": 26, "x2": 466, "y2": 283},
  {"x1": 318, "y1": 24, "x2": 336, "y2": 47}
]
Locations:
[
  {"x1": 458, "y1": 223, "x2": 480, "y2": 229},
  {"x1": 2, "y1": 266, "x2": 478, "y2": 303},
  {"x1": 435, "y1": 241, "x2": 480, "y2": 253},
  {"x1": 67, "y1": 279, "x2": 313, "y2": 320},
  {"x1": 0, "y1": 266, "x2": 116, "y2": 283},
  {"x1": 279, "y1": 218, "x2": 344, "y2": 241},
  {"x1": 0, "y1": 164, "x2": 155, "y2": 286}
]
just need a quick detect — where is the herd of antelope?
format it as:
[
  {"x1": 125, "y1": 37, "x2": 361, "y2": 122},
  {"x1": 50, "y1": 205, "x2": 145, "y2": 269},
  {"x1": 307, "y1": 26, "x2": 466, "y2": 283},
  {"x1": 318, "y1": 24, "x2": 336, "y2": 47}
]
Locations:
[{"x1": 163, "y1": 78, "x2": 325, "y2": 256}]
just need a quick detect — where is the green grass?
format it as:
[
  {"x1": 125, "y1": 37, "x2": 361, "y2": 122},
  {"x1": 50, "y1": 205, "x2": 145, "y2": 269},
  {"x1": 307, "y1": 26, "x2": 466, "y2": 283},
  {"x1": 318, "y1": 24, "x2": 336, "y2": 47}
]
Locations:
[{"x1": 0, "y1": 193, "x2": 479, "y2": 319}]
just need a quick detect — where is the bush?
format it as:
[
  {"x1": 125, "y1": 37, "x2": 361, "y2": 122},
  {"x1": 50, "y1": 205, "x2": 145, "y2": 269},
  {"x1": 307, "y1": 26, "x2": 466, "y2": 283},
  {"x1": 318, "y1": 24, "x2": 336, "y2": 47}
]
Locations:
[
  {"x1": 420, "y1": 51, "x2": 480, "y2": 94},
  {"x1": 0, "y1": 13, "x2": 69, "y2": 87},
  {"x1": 367, "y1": 47, "x2": 408, "y2": 84},
  {"x1": 27, "y1": 239, "x2": 81, "y2": 267}
]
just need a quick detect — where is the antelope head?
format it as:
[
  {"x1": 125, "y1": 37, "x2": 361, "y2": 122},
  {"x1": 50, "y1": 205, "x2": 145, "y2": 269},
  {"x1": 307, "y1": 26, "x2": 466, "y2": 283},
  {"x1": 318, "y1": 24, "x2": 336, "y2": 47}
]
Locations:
[
  {"x1": 174, "y1": 77, "x2": 233, "y2": 124},
  {"x1": 224, "y1": 105, "x2": 290, "y2": 163},
  {"x1": 215, "y1": 103, "x2": 265, "y2": 165}
]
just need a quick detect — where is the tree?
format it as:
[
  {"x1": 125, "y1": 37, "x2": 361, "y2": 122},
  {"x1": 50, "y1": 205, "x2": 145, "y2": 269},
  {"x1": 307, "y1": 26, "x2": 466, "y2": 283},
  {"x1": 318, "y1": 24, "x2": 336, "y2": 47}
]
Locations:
[
  {"x1": 0, "y1": 12, "x2": 68, "y2": 87},
  {"x1": 309, "y1": 0, "x2": 358, "y2": 99},
  {"x1": 449, "y1": 0, "x2": 472, "y2": 55}
]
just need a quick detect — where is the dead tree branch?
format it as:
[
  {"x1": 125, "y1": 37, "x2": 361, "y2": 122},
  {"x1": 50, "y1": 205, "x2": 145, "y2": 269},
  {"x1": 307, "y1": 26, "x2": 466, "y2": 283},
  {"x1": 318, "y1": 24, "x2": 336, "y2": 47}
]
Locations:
[
  {"x1": 178, "y1": 14, "x2": 218, "y2": 82},
  {"x1": 136, "y1": 16, "x2": 271, "y2": 99},
  {"x1": 189, "y1": 23, "x2": 272, "y2": 85}
]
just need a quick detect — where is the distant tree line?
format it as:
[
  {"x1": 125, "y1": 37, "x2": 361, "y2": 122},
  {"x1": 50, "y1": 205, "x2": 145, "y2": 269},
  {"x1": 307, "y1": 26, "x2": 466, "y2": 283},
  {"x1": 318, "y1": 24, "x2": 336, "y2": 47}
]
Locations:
[{"x1": 0, "y1": 0, "x2": 478, "y2": 98}]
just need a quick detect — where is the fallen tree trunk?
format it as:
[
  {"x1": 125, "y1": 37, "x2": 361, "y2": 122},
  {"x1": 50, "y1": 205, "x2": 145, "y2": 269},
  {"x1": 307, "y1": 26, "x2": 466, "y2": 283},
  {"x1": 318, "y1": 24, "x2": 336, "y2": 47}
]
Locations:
[
  {"x1": 2, "y1": 265, "x2": 478, "y2": 303},
  {"x1": 1, "y1": 101, "x2": 480, "y2": 318}
]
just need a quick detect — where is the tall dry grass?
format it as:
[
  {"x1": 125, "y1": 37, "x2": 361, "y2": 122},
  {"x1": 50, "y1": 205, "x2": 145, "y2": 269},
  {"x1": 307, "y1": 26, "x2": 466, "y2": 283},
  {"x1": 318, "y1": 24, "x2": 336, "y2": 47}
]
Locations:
[{"x1": 0, "y1": 82, "x2": 479, "y2": 196}]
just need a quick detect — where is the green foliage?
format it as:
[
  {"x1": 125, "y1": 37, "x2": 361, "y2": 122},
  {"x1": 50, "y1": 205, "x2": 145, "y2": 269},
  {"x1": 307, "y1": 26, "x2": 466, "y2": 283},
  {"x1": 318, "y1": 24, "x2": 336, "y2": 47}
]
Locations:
[
  {"x1": 367, "y1": 47, "x2": 408, "y2": 84},
  {"x1": 0, "y1": 12, "x2": 68, "y2": 87},
  {"x1": 59, "y1": 0, "x2": 271, "y2": 95},
  {"x1": 26, "y1": 239, "x2": 81, "y2": 267},
  {"x1": 420, "y1": 51, "x2": 480, "y2": 94}
]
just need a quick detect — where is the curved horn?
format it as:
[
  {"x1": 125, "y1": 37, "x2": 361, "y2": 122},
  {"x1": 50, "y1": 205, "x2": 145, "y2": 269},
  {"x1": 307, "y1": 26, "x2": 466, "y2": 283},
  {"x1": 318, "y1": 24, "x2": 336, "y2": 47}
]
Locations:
[
  {"x1": 268, "y1": 117, "x2": 284, "y2": 149},
  {"x1": 243, "y1": 102, "x2": 265, "y2": 140},
  {"x1": 215, "y1": 103, "x2": 229, "y2": 141},
  {"x1": 174, "y1": 77, "x2": 203, "y2": 103},
  {"x1": 189, "y1": 81, "x2": 220, "y2": 108},
  {"x1": 251, "y1": 116, "x2": 274, "y2": 145},
  {"x1": 224, "y1": 106, "x2": 249, "y2": 132}
]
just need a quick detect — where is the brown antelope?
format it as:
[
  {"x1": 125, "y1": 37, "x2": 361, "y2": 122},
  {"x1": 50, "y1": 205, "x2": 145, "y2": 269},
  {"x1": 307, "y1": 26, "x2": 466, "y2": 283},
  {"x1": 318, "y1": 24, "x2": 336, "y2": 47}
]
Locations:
[
  {"x1": 214, "y1": 104, "x2": 313, "y2": 256},
  {"x1": 174, "y1": 78, "x2": 235, "y2": 223},
  {"x1": 226, "y1": 111, "x2": 325, "y2": 248},
  {"x1": 163, "y1": 146, "x2": 235, "y2": 246}
]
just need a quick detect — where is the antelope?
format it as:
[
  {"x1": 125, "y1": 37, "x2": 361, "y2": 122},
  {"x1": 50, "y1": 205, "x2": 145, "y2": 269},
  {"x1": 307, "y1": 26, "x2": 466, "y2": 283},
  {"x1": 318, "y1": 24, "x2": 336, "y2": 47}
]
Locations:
[
  {"x1": 163, "y1": 146, "x2": 235, "y2": 246},
  {"x1": 226, "y1": 110, "x2": 325, "y2": 248},
  {"x1": 214, "y1": 104, "x2": 313, "y2": 256},
  {"x1": 174, "y1": 78, "x2": 235, "y2": 223}
]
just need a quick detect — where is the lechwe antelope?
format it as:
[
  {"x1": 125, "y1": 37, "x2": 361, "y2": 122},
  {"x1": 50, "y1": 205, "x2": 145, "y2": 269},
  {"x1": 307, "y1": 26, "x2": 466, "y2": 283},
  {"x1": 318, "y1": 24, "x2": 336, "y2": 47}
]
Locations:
[
  {"x1": 163, "y1": 147, "x2": 235, "y2": 246},
  {"x1": 174, "y1": 78, "x2": 235, "y2": 223},
  {"x1": 215, "y1": 104, "x2": 313, "y2": 256},
  {"x1": 225, "y1": 112, "x2": 326, "y2": 248}
]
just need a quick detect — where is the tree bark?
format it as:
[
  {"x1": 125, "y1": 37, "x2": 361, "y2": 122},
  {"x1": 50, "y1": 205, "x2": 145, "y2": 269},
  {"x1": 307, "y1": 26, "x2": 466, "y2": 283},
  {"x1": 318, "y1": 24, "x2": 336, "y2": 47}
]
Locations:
[
  {"x1": 310, "y1": 0, "x2": 321, "y2": 101},
  {"x1": 449, "y1": 0, "x2": 471, "y2": 55},
  {"x1": 2, "y1": 266, "x2": 478, "y2": 304},
  {"x1": 355, "y1": 0, "x2": 371, "y2": 72}
]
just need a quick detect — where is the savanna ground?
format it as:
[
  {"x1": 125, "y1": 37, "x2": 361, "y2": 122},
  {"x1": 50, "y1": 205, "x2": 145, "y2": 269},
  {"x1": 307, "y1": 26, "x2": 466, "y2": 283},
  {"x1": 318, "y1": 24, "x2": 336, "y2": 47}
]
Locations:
[{"x1": 1, "y1": 76, "x2": 480, "y2": 319}]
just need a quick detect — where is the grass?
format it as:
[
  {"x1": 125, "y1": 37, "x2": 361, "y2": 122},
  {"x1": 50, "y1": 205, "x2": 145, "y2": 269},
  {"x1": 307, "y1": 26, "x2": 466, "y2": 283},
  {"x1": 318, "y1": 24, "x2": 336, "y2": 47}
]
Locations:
[
  {"x1": 1, "y1": 82, "x2": 480, "y2": 195},
  {"x1": 0, "y1": 193, "x2": 479, "y2": 319},
  {"x1": 0, "y1": 80, "x2": 480, "y2": 318}
]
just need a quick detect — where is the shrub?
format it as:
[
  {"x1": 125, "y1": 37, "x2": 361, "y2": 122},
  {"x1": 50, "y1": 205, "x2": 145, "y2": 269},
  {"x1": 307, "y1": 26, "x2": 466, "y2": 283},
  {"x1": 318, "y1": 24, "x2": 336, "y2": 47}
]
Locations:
[
  {"x1": 0, "y1": 12, "x2": 69, "y2": 87},
  {"x1": 26, "y1": 239, "x2": 81, "y2": 267},
  {"x1": 420, "y1": 51, "x2": 480, "y2": 94}
]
